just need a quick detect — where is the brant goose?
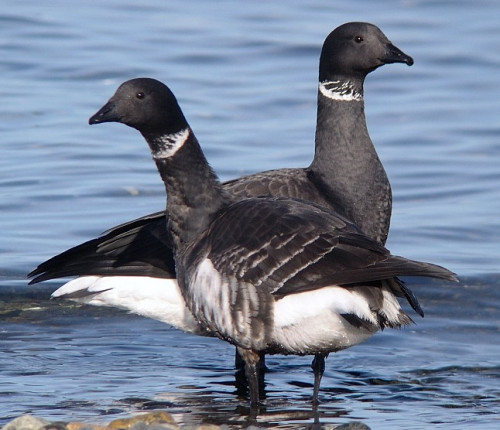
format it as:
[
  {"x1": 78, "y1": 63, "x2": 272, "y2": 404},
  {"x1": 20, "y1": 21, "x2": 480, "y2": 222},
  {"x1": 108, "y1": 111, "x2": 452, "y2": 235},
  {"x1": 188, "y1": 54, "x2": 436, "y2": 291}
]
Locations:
[
  {"x1": 84, "y1": 77, "x2": 456, "y2": 406},
  {"x1": 30, "y1": 24, "x2": 414, "y2": 345}
]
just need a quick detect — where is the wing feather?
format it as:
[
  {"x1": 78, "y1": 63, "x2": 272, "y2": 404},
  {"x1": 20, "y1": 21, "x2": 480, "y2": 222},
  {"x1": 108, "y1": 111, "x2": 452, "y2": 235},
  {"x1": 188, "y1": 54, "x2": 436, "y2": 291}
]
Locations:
[{"x1": 193, "y1": 198, "x2": 456, "y2": 298}]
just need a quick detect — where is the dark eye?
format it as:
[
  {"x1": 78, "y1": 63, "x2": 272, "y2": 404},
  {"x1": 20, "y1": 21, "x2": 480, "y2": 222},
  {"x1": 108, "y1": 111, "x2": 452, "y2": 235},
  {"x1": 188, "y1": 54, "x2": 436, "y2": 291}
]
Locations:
[
  {"x1": 136, "y1": 92, "x2": 145, "y2": 99},
  {"x1": 354, "y1": 35, "x2": 364, "y2": 43}
]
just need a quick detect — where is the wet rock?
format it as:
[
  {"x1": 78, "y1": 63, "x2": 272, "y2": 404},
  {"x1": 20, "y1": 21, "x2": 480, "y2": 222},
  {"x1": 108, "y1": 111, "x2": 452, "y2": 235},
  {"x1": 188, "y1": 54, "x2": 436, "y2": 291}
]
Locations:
[
  {"x1": 335, "y1": 422, "x2": 371, "y2": 430},
  {"x1": 108, "y1": 412, "x2": 177, "y2": 430},
  {"x1": 2, "y1": 415, "x2": 48, "y2": 430},
  {"x1": 42, "y1": 423, "x2": 70, "y2": 430},
  {"x1": 66, "y1": 423, "x2": 108, "y2": 430}
]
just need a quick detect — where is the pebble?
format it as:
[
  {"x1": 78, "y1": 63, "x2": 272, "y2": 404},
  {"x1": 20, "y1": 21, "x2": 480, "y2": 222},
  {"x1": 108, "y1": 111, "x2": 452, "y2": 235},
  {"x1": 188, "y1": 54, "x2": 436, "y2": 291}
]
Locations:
[{"x1": 2, "y1": 412, "x2": 371, "y2": 430}]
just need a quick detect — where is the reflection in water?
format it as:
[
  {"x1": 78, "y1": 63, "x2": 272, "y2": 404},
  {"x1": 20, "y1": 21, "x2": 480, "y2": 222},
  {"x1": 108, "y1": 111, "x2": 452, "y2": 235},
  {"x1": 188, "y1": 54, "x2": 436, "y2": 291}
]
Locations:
[{"x1": 115, "y1": 391, "x2": 350, "y2": 428}]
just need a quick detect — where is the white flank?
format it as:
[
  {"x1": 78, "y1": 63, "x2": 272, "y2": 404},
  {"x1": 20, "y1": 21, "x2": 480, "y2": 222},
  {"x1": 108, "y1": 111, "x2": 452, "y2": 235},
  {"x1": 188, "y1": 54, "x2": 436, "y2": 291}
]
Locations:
[
  {"x1": 190, "y1": 258, "x2": 261, "y2": 349},
  {"x1": 52, "y1": 275, "x2": 208, "y2": 335},
  {"x1": 319, "y1": 80, "x2": 363, "y2": 102},
  {"x1": 190, "y1": 258, "x2": 230, "y2": 330},
  {"x1": 152, "y1": 128, "x2": 190, "y2": 159}
]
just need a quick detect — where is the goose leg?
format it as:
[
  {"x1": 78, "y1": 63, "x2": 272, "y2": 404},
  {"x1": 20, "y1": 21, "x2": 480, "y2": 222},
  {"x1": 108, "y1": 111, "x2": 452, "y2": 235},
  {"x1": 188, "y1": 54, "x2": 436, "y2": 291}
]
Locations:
[
  {"x1": 237, "y1": 347, "x2": 262, "y2": 408},
  {"x1": 311, "y1": 352, "x2": 328, "y2": 404},
  {"x1": 234, "y1": 350, "x2": 266, "y2": 397},
  {"x1": 235, "y1": 349, "x2": 267, "y2": 372}
]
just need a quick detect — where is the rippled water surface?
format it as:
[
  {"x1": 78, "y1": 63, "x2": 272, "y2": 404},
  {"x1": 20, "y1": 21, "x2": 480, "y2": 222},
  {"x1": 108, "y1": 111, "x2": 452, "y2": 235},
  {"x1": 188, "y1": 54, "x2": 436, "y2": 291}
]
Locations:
[{"x1": 1, "y1": 0, "x2": 499, "y2": 428}]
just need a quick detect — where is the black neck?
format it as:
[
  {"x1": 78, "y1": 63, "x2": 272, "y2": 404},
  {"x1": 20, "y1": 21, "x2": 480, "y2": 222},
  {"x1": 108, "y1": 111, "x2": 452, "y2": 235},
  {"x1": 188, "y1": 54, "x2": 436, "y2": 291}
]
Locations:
[
  {"x1": 309, "y1": 79, "x2": 391, "y2": 244},
  {"x1": 144, "y1": 129, "x2": 231, "y2": 251}
]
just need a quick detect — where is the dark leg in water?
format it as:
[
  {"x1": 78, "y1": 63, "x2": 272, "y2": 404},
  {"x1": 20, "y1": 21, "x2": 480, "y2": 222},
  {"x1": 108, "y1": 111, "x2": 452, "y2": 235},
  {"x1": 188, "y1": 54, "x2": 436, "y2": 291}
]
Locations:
[
  {"x1": 235, "y1": 349, "x2": 266, "y2": 396},
  {"x1": 311, "y1": 353, "x2": 329, "y2": 404},
  {"x1": 237, "y1": 347, "x2": 262, "y2": 408},
  {"x1": 235, "y1": 349, "x2": 266, "y2": 372}
]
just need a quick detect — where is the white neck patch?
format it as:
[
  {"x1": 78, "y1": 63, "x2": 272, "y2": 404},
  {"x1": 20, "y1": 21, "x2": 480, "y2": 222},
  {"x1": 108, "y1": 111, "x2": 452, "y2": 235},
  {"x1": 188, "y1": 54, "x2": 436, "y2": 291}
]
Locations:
[
  {"x1": 319, "y1": 80, "x2": 363, "y2": 102},
  {"x1": 152, "y1": 128, "x2": 190, "y2": 159}
]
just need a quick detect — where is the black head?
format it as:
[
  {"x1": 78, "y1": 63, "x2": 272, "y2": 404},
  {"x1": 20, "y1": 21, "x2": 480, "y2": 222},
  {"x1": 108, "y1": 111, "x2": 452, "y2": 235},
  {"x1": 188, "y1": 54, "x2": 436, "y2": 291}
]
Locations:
[
  {"x1": 319, "y1": 22, "x2": 413, "y2": 81},
  {"x1": 89, "y1": 78, "x2": 187, "y2": 135}
]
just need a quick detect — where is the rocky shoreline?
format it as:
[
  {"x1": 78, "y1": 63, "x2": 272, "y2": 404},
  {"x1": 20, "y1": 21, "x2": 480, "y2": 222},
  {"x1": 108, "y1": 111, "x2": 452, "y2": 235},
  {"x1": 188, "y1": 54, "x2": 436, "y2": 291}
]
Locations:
[
  {"x1": 2, "y1": 411, "x2": 371, "y2": 430},
  {"x1": 2, "y1": 412, "x2": 226, "y2": 430}
]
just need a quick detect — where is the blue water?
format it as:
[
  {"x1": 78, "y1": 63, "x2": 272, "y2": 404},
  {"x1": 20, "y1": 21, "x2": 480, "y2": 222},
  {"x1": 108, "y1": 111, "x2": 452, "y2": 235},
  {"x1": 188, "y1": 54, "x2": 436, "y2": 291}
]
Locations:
[{"x1": 1, "y1": 0, "x2": 499, "y2": 428}]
